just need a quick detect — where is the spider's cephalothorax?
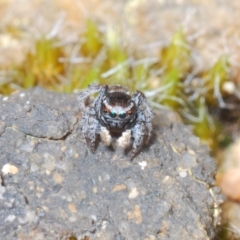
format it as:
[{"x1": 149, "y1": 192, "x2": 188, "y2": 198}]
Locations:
[
  {"x1": 78, "y1": 84, "x2": 153, "y2": 159},
  {"x1": 100, "y1": 86, "x2": 137, "y2": 132}
]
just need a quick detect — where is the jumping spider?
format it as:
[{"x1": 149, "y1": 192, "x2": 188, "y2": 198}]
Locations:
[{"x1": 78, "y1": 84, "x2": 153, "y2": 159}]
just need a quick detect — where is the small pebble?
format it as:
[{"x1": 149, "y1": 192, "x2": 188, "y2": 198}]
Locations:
[
  {"x1": 139, "y1": 161, "x2": 147, "y2": 170},
  {"x1": 68, "y1": 203, "x2": 77, "y2": 213},
  {"x1": 128, "y1": 187, "x2": 139, "y2": 199},
  {"x1": 2, "y1": 164, "x2": 19, "y2": 175},
  {"x1": 5, "y1": 215, "x2": 16, "y2": 223},
  {"x1": 53, "y1": 172, "x2": 64, "y2": 184},
  {"x1": 127, "y1": 205, "x2": 142, "y2": 224},
  {"x1": 112, "y1": 184, "x2": 127, "y2": 192},
  {"x1": 179, "y1": 170, "x2": 188, "y2": 178}
]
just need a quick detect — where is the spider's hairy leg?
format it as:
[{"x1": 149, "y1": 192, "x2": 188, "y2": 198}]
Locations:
[
  {"x1": 81, "y1": 107, "x2": 100, "y2": 153},
  {"x1": 132, "y1": 90, "x2": 154, "y2": 144},
  {"x1": 93, "y1": 85, "x2": 108, "y2": 114},
  {"x1": 145, "y1": 119, "x2": 153, "y2": 144},
  {"x1": 131, "y1": 122, "x2": 146, "y2": 159},
  {"x1": 78, "y1": 84, "x2": 104, "y2": 111},
  {"x1": 78, "y1": 84, "x2": 108, "y2": 153}
]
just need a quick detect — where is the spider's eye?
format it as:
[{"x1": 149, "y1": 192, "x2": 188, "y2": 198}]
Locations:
[
  {"x1": 119, "y1": 112, "x2": 126, "y2": 119},
  {"x1": 109, "y1": 111, "x2": 117, "y2": 118}
]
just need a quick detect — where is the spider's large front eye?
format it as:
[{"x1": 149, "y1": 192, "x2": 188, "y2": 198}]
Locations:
[
  {"x1": 109, "y1": 111, "x2": 117, "y2": 118},
  {"x1": 119, "y1": 112, "x2": 126, "y2": 119}
]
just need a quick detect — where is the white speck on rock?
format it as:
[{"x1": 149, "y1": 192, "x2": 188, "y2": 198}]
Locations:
[
  {"x1": 163, "y1": 176, "x2": 170, "y2": 183},
  {"x1": 69, "y1": 216, "x2": 77, "y2": 222},
  {"x1": 138, "y1": 161, "x2": 147, "y2": 170},
  {"x1": 23, "y1": 103, "x2": 31, "y2": 111},
  {"x1": 23, "y1": 208, "x2": 38, "y2": 224},
  {"x1": 91, "y1": 215, "x2": 97, "y2": 222},
  {"x1": 2, "y1": 164, "x2": 19, "y2": 175},
  {"x1": 178, "y1": 169, "x2": 188, "y2": 178},
  {"x1": 101, "y1": 220, "x2": 108, "y2": 230},
  {"x1": 128, "y1": 187, "x2": 139, "y2": 199},
  {"x1": 5, "y1": 215, "x2": 16, "y2": 223}
]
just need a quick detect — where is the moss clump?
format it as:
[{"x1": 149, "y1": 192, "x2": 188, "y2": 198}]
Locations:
[{"x1": 13, "y1": 37, "x2": 66, "y2": 90}]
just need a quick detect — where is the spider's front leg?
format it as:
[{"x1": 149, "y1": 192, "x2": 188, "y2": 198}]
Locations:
[
  {"x1": 81, "y1": 107, "x2": 101, "y2": 153},
  {"x1": 133, "y1": 91, "x2": 153, "y2": 139},
  {"x1": 131, "y1": 122, "x2": 147, "y2": 159},
  {"x1": 130, "y1": 91, "x2": 154, "y2": 159},
  {"x1": 78, "y1": 84, "x2": 104, "y2": 113},
  {"x1": 78, "y1": 84, "x2": 108, "y2": 152}
]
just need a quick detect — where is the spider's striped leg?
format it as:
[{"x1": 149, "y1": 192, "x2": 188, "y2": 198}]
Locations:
[
  {"x1": 81, "y1": 107, "x2": 101, "y2": 153},
  {"x1": 78, "y1": 84, "x2": 102, "y2": 108},
  {"x1": 130, "y1": 122, "x2": 146, "y2": 159}
]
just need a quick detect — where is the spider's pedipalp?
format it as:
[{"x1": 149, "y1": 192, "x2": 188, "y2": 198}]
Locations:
[
  {"x1": 100, "y1": 126, "x2": 112, "y2": 146},
  {"x1": 117, "y1": 129, "x2": 132, "y2": 149}
]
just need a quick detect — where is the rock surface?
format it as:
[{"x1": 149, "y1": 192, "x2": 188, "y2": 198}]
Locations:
[{"x1": 0, "y1": 88, "x2": 221, "y2": 240}]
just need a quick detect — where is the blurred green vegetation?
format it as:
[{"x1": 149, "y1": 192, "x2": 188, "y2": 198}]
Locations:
[{"x1": 0, "y1": 20, "x2": 232, "y2": 153}]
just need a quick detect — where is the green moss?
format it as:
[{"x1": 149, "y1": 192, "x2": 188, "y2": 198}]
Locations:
[
  {"x1": 159, "y1": 29, "x2": 191, "y2": 75},
  {"x1": 80, "y1": 19, "x2": 104, "y2": 58},
  {"x1": 192, "y1": 98, "x2": 222, "y2": 150},
  {"x1": 201, "y1": 55, "x2": 230, "y2": 105},
  {"x1": 13, "y1": 37, "x2": 65, "y2": 90},
  {"x1": 152, "y1": 29, "x2": 191, "y2": 108}
]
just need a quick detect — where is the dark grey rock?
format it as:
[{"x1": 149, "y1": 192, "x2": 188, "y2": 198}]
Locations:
[{"x1": 0, "y1": 88, "x2": 221, "y2": 240}]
